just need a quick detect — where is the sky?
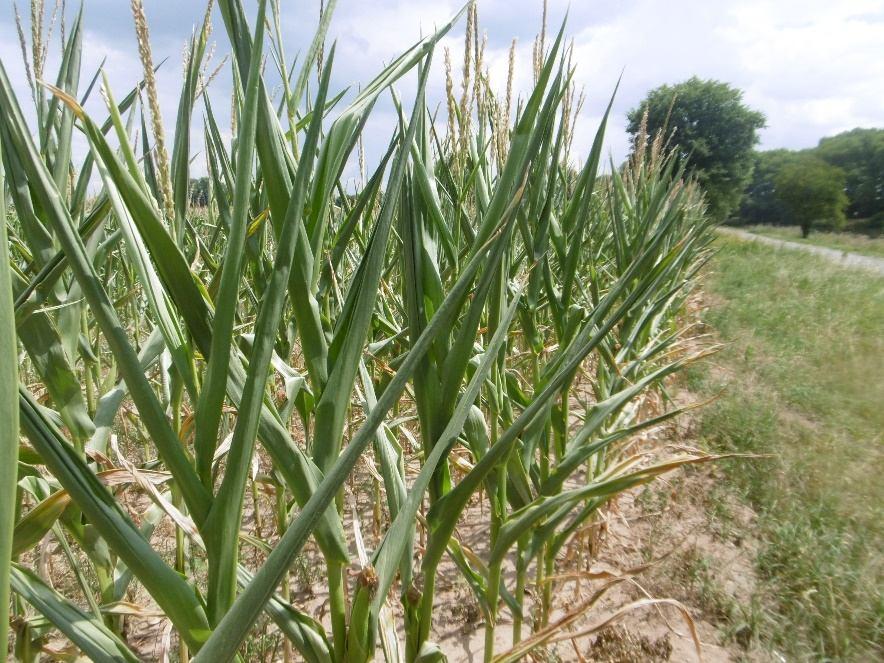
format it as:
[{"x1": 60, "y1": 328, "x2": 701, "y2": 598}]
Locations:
[{"x1": 1, "y1": 0, "x2": 882, "y2": 182}]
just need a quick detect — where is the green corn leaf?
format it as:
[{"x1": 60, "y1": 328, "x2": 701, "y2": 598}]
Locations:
[
  {"x1": 312, "y1": 58, "x2": 434, "y2": 477},
  {"x1": 12, "y1": 489, "x2": 71, "y2": 556},
  {"x1": 194, "y1": 0, "x2": 266, "y2": 485},
  {"x1": 0, "y1": 128, "x2": 19, "y2": 660},
  {"x1": 236, "y1": 566, "x2": 333, "y2": 663},
  {"x1": 291, "y1": 0, "x2": 339, "y2": 108},
  {"x1": 18, "y1": 387, "x2": 211, "y2": 650},
  {"x1": 43, "y1": 7, "x2": 83, "y2": 197},
  {"x1": 10, "y1": 565, "x2": 140, "y2": 663},
  {"x1": 12, "y1": 271, "x2": 95, "y2": 441},
  {"x1": 202, "y1": 29, "x2": 333, "y2": 626},
  {"x1": 170, "y1": 10, "x2": 213, "y2": 239}
]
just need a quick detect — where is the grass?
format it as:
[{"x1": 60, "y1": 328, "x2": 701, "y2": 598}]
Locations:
[
  {"x1": 689, "y1": 235, "x2": 884, "y2": 660},
  {"x1": 741, "y1": 224, "x2": 884, "y2": 258}
]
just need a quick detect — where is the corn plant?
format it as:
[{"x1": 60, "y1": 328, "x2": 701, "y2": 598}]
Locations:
[
  {"x1": 2, "y1": 1, "x2": 716, "y2": 661},
  {"x1": 1, "y1": 128, "x2": 19, "y2": 661}
]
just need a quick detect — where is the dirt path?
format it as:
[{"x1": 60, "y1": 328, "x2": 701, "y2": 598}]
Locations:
[{"x1": 718, "y1": 227, "x2": 884, "y2": 275}]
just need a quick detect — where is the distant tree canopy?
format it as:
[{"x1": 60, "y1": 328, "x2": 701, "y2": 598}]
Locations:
[
  {"x1": 189, "y1": 177, "x2": 210, "y2": 207},
  {"x1": 738, "y1": 149, "x2": 801, "y2": 225},
  {"x1": 816, "y1": 128, "x2": 884, "y2": 218},
  {"x1": 737, "y1": 128, "x2": 884, "y2": 233},
  {"x1": 774, "y1": 155, "x2": 847, "y2": 237},
  {"x1": 627, "y1": 77, "x2": 765, "y2": 221}
]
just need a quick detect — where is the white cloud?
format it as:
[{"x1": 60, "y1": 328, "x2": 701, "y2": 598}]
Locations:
[
  {"x1": 1, "y1": 0, "x2": 881, "y2": 177},
  {"x1": 557, "y1": 0, "x2": 884, "y2": 161}
]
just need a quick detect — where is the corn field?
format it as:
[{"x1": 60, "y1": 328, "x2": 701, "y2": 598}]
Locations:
[{"x1": 1, "y1": 1, "x2": 716, "y2": 661}]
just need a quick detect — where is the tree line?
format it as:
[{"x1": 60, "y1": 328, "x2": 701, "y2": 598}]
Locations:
[
  {"x1": 739, "y1": 129, "x2": 883, "y2": 236},
  {"x1": 628, "y1": 77, "x2": 882, "y2": 237}
]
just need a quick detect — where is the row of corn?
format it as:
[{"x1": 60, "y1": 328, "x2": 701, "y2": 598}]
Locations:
[{"x1": 0, "y1": 1, "x2": 714, "y2": 661}]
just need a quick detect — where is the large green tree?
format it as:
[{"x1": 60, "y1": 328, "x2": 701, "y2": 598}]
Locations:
[
  {"x1": 738, "y1": 149, "x2": 801, "y2": 225},
  {"x1": 189, "y1": 176, "x2": 210, "y2": 207},
  {"x1": 775, "y1": 155, "x2": 848, "y2": 237},
  {"x1": 815, "y1": 128, "x2": 884, "y2": 218},
  {"x1": 627, "y1": 77, "x2": 765, "y2": 220}
]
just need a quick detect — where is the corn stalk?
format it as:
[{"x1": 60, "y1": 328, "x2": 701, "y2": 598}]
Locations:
[{"x1": 1, "y1": 1, "x2": 716, "y2": 661}]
